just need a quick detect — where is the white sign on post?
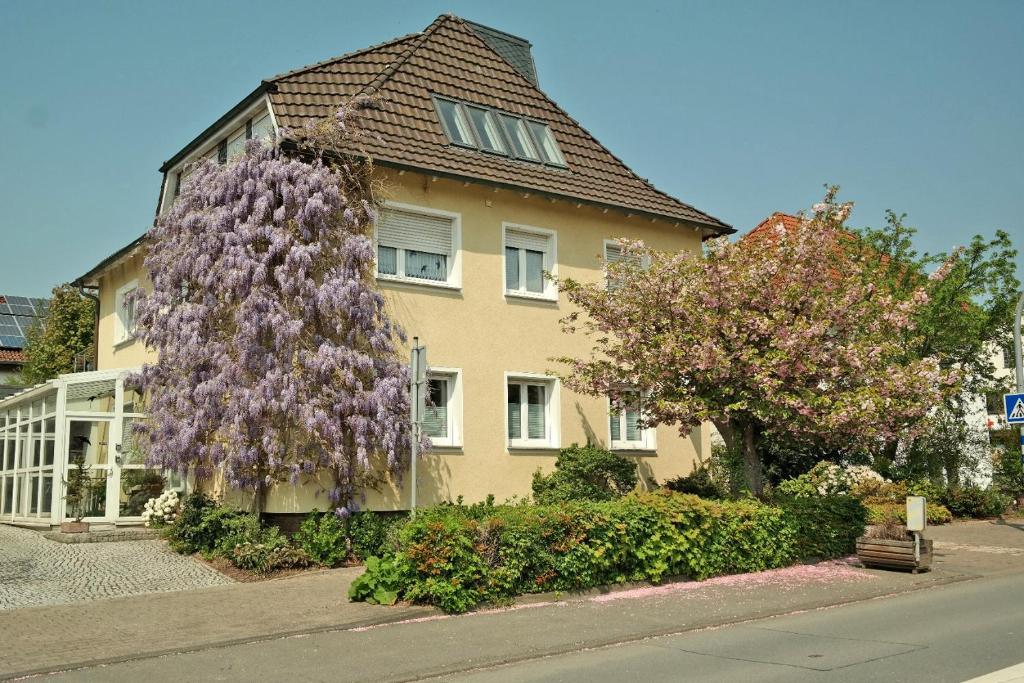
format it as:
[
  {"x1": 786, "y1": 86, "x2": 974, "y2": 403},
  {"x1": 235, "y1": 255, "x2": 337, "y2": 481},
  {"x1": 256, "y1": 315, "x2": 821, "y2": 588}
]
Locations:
[{"x1": 906, "y1": 496, "x2": 927, "y2": 532}]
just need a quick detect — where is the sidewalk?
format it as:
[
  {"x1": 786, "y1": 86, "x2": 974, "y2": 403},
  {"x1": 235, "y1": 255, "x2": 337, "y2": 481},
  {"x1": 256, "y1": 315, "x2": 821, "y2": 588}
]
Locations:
[
  {"x1": 4, "y1": 519, "x2": 1024, "y2": 681},
  {"x1": 0, "y1": 567, "x2": 435, "y2": 680}
]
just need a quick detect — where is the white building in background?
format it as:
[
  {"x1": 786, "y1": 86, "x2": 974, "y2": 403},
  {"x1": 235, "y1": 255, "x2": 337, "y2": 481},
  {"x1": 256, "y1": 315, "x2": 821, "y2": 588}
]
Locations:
[{"x1": 982, "y1": 345, "x2": 1017, "y2": 431}]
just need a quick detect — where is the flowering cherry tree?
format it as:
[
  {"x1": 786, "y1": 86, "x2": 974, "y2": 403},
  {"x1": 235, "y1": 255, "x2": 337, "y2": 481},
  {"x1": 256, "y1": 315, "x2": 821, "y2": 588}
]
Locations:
[
  {"x1": 131, "y1": 105, "x2": 416, "y2": 515},
  {"x1": 558, "y1": 190, "x2": 958, "y2": 495}
]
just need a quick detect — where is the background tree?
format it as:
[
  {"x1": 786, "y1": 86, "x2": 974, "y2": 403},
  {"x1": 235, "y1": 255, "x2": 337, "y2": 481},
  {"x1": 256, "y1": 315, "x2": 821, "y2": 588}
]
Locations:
[
  {"x1": 132, "y1": 102, "x2": 417, "y2": 516},
  {"x1": 853, "y1": 213, "x2": 1019, "y2": 481},
  {"x1": 19, "y1": 284, "x2": 95, "y2": 384},
  {"x1": 558, "y1": 190, "x2": 957, "y2": 495}
]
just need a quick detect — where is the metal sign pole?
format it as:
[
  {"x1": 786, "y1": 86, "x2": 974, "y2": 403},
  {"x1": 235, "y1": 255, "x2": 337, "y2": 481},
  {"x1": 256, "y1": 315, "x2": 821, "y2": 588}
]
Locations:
[
  {"x1": 409, "y1": 338, "x2": 427, "y2": 516},
  {"x1": 1014, "y1": 293, "x2": 1024, "y2": 461}
]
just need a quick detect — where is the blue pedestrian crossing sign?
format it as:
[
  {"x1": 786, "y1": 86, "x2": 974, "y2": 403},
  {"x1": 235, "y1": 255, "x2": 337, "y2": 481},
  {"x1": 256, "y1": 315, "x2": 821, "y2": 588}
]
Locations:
[{"x1": 1005, "y1": 393, "x2": 1024, "y2": 424}]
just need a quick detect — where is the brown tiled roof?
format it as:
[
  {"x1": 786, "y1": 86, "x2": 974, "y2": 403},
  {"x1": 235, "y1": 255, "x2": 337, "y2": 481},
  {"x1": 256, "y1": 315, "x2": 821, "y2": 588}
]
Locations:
[
  {"x1": 0, "y1": 349, "x2": 26, "y2": 363},
  {"x1": 267, "y1": 15, "x2": 731, "y2": 232}
]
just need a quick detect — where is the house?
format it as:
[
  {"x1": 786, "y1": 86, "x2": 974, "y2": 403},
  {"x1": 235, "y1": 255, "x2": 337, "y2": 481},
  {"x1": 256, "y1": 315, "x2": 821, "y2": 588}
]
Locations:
[
  {"x1": 0, "y1": 295, "x2": 49, "y2": 387},
  {"x1": 0, "y1": 15, "x2": 731, "y2": 527}
]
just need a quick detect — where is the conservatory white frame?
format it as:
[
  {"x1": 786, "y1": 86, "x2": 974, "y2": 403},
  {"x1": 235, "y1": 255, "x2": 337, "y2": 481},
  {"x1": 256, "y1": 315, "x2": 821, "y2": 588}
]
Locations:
[{"x1": 0, "y1": 367, "x2": 174, "y2": 528}]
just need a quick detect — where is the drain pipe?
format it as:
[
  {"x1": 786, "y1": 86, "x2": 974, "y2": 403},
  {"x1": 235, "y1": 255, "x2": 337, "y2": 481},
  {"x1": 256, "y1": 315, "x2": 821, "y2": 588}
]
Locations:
[{"x1": 75, "y1": 281, "x2": 100, "y2": 372}]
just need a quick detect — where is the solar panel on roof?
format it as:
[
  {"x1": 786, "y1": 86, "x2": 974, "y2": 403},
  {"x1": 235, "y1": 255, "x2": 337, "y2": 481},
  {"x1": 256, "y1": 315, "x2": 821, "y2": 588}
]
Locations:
[{"x1": 0, "y1": 294, "x2": 48, "y2": 350}]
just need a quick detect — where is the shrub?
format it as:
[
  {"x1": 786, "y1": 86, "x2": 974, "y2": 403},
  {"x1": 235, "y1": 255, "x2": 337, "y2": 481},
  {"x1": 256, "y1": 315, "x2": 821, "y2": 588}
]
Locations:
[
  {"x1": 939, "y1": 486, "x2": 1009, "y2": 519},
  {"x1": 351, "y1": 490, "x2": 867, "y2": 613},
  {"x1": 231, "y1": 527, "x2": 311, "y2": 574},
  {"x1": 142, "y1": 490, "x2": 180, "y2": 528},
  {"x1": 347, "y1": 556, "x2": 403, "y2": 605},
  {"x1": 776, "y1": 461, "x2": 884, "y2": 498},
  {"x1": 349, "y1": 512, "x2": 408, "y2": 561},
  {"x1": 865, "y1": 501, "x2": 953, "y2": 525},
  {"x1": 991, "y1": 433, "x2": 1024, "y2": 502},
  {"x1": 296, "y1": 509, "x2": 349, "y2": 567},
  {"x1": 775, "y1": 495, "x2": 866, "y2": 559},
  {"x1": 664, "y1": 465, "x2": 724, "y2": 499},
  {"x1": 164, "y1": 493, "x2": 218, "y2": 554},
  {"x1": 531, "y1": 444, "x2": 638, "y2": 504}
]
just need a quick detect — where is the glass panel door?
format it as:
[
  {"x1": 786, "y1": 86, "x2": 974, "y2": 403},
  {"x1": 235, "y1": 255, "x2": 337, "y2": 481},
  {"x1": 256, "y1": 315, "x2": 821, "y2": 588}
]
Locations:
[
  {"x1": 65, "y1": 419, "x2": 113, "y2": 520},
  {"x1": 116, "y1": 416, "x2": 164, "y2": 517}
]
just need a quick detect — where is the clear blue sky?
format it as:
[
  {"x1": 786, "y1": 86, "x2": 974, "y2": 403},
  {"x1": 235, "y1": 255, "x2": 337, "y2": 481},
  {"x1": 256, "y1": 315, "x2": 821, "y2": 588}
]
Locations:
[{"x1": 1, "y1": 0, "x2": 1021, "y2": 297}]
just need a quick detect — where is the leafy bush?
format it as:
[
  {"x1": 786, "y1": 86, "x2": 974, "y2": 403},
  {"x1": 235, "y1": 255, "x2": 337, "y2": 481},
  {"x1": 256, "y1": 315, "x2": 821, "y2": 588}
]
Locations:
[
  {"x1": 351, "y1": 490, "x2": 868, "y2": 613},
  {"x1": 231, "y1": 527, "x2": 311, "y2": 574},
  {"x1": 664, "y1": 465, "x2": 724, "y2": 499},
  {"x1": 939, "y1": 486, "x2": 1009, "y2": 519},
  {"x1": 296, "y1": 509, "x2": 349, "y2": 567},
  {"x1": 164, "y1": 493, "x2": 219, "y2": 554},
  {"x1": 865, "y1": 501, "x2": 953, "y2": 525},
  {"x1": 991, "y1": 431, "x2": 1024, "y2": 502},
  {"x1": 165, "y1": 493, "x2": 309, "y2": 574},
  {"x1": 349, "y1": 512, "x2": 408, "y2": 561},
  {"x1": 775, "y1": 495, "x2": 866, "y2": 559},
  {"x1": 531, "y1": 444, "x2": 638, "y2": 504},
  {"x1": 347, "y1": 556, "x2": 403, "y2": 606}
]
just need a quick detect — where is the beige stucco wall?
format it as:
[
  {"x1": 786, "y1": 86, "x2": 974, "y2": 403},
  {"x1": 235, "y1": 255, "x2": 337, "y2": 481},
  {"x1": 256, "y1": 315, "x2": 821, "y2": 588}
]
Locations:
[{"x1": 94, "y1": 169, "x2": 709, "y2": 512}]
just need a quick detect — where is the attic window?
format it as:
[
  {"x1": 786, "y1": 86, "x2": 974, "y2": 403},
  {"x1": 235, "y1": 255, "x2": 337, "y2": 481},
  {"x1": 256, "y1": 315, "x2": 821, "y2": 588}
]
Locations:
[{"x1": 432, "y1": 96, "x2": 566, "y2": 167}]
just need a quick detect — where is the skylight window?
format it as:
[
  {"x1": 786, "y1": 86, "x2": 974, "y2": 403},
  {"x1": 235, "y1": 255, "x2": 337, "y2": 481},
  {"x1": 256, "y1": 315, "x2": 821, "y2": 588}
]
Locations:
[
  {"x1": 465, "y1": 106, "x2": 507, "y2": 154},
  {"x1": 527, "y1": 120, "x2": 566, "y2": 165},
  {"x1": 499, "y1": 114, "x2": 540, "y2": 161},
  {"x1": 435, "y1": 98, "x2": 475, "y2": 147},
  {"x1": 432, "y1": 96, "x2": 566, "y2": 167}
]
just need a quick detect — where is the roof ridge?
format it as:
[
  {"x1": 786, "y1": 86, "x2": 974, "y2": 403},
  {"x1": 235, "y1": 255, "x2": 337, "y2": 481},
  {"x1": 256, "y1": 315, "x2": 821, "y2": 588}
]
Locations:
[
  {"x1": 357, "y1": 14, "x2": 451, "y2": 97},
  {"x1": 443, "y1": 16, "x2": 729, "y2": 230},
  {"x1": 266, "y1": 31, "x2": 422, "y2": 83}
]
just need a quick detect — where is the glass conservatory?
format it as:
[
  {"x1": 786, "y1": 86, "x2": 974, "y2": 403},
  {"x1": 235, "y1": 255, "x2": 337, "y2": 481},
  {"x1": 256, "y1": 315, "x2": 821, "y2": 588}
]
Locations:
[{"x1": 0, "y1": 369, "x2": 178, "y2": 528}]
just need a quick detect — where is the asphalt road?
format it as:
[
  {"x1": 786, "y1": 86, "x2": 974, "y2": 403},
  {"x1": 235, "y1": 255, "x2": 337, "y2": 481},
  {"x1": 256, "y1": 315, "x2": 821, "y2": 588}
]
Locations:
[{"x1": 452, "y1": 571, "x2": 1024, "y2": 683}]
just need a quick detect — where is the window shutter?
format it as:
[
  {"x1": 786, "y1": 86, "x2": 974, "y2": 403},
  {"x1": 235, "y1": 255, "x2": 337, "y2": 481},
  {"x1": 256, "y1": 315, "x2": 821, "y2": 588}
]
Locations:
[
  {"x1": 378, "y1": 209, "x2": 453, "y2": 255},
  {"x1": 605, "y1": 242, "x2": 642, "y2": 267},
  {"x1": 527, "y1": 385, "x2": 546, "y2": 439},
  {"x1": 507, "y1": 385, "x2": 522, "y2": 439},
  {"x1": 506, "y1": 229, "x2": 549, "y2": 252}
]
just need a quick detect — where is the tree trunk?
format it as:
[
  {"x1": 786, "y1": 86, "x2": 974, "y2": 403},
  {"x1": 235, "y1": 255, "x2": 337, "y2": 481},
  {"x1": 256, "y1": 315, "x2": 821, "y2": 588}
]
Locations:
[
  {"x1": 742, "y1": 422, "x2": 764, "y2": 497},
  {"x1": 252, "y1": 477, "x2": 266, "y2": 518},
  {"x1": 711, "y1": 417, "x2": 764, "y2": 497}
]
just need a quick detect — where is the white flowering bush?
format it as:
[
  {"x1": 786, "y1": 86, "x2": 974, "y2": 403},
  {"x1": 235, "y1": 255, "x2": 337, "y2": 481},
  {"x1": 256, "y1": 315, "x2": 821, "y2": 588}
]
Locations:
[
  {"x1": 142, "y1": 490, "x2": 180, "y2": 528},
  {"x1": 777, "y1": 461, "x2": 886, "y2": 498}
]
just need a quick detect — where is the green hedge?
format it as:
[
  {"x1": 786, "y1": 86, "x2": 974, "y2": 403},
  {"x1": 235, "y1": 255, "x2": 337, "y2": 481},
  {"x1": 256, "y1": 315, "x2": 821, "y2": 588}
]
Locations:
[
  {"x1": 775, "y1": 495, "x2": 867, "y2": 559},
  {"x1": 351, "y1": 490, "x2": 863, "y2": 613},
  {"x1": 865, "y1": 501, "x2": 953, "y2": 525}
]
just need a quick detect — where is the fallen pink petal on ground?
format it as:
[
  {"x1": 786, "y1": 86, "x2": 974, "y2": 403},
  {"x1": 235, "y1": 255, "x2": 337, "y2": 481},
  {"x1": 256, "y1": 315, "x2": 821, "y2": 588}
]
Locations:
[{"x1": 591, "y1": 560, "x2": 875, "y2": 603}]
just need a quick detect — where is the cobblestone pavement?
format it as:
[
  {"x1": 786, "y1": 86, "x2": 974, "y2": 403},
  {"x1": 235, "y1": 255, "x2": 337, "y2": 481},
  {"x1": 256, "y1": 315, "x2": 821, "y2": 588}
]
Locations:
[{"x1": 0, "y1": 523, "x2": 232, "y2": 610}]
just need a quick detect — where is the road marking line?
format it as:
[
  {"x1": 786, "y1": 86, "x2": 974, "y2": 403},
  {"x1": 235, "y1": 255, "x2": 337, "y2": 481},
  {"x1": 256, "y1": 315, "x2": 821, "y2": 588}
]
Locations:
[{"x1": 962, "y1": 661, "x2": 1024, "y2": 682}]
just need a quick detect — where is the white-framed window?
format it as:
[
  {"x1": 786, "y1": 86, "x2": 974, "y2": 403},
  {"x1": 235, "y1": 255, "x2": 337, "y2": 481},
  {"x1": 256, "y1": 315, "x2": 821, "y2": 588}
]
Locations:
[
  {"x1": 375, "y1": 203, "x2": 461, "y2": 289},
  {"x1": 114, "y1": 280, "x2": 139, "y2": 346},
  {"x1": 603, "y1": 239, "x2": 647, "y2": 291},
  {"x1": 609, "y1": 389, "x2": 656, "y2": 451},
  {"x1": 503, "y1": 224, "x2": 557, "y2": 301},
  {"x1": 423, "y1": 368, "x2": 462, "y2": 448},
  {"x1": 505, "y1": 373, "x2": 560, "y2": 449}
]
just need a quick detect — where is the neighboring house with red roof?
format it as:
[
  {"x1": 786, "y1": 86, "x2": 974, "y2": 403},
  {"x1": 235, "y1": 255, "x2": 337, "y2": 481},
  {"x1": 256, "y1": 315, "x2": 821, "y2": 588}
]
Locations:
[
  {"x1": 745, "y1": 212, "x2": 804, "y2": 242},
  {"x1": 1, "y1": 14, "x2": 734, "y2": 527}
]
